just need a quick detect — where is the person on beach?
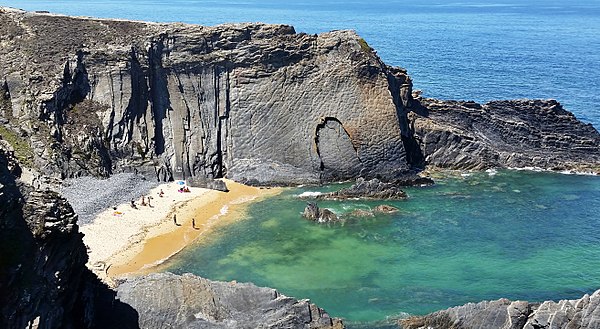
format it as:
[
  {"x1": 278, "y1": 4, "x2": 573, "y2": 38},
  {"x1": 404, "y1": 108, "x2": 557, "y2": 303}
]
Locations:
[
  {"x1": 130, "y1": 199, "x2": 137, "y2": 209},
  {"x1": 147, "y1": 196, "x2": 152, "y2": 207},
  {"x1": 141, "y1": 196, "x2": 147, "y2": 206},
  {"x1": 192, "y1": 218, "x2": 196, "y2": 229},
  {"x1": 159, "y1": 189, "x2": 164, "y2": 197},
  {"x1": 173, "y1": 214, "x2": 177, "y2": 225}
]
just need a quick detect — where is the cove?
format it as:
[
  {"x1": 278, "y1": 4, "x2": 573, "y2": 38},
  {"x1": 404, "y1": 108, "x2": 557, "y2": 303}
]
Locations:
[{"x1": 162, "y1": 170, "x2": 600, "y2": 326}]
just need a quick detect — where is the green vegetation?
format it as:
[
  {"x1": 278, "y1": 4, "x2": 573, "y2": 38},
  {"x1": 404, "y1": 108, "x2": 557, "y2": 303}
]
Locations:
[
  {"x1": 358, "y1": 38, "x2": 373, "y2": 53},
  {"x1": 0, "y1": 125, "x2": 35, "y2": 168}
]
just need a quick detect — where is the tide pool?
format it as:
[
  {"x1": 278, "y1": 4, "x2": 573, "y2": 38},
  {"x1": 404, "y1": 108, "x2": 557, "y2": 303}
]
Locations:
[{"x1": 163, "y1": 170, "x2": 600, "y2": 325}]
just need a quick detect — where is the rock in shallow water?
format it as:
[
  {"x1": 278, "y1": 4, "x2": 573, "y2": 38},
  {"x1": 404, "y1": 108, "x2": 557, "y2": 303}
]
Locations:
[{"x1": 303, "y1": 201, "x2": 340, "y2": 223}]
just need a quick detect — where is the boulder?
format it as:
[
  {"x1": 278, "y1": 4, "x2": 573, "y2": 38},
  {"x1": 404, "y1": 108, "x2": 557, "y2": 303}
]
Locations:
[{"x1": 302, "y1": 202, "x2": 340, "y2": 223}]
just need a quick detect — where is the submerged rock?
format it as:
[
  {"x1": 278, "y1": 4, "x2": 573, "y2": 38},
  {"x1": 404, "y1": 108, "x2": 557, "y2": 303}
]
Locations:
[
  {"x1": 318, "y1": 178, "x2": 409, "y2": 200},
  {"x1": 303, "y1": 202, "x2": 340, "y2": 223},
  {"x1": 373, "y1": 204, "x2": 399, "y2": 214},
  {"x1": 348, "y1": 209, "x2": 376, "y2": 218}
]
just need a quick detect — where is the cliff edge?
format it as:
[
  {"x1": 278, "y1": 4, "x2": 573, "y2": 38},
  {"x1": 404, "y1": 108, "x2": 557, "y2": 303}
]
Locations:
[{"x1": 1, "y1": 7, "x2": 597, "y2": 185}]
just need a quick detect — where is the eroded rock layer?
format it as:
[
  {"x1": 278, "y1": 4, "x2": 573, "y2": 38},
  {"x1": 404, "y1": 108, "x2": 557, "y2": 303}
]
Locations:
[{"x1": 0, "y1": 7, "x2": 415, "y2": 184}]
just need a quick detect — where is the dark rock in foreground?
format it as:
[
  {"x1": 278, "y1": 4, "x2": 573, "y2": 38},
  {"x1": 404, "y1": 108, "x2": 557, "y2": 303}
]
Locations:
[
  {"x1": 400, "y1": 289, "x2": 600, "y2": 329},
  {"x1": 116, "y1": 273, "x2": 344, "y2": 329},
  {"x1": 317, "y1": 178, "x2": 409, "y2": 200}
]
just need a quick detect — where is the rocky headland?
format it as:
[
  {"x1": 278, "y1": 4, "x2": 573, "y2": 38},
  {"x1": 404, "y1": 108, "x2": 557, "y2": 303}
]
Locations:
[{"x1": 1, "y1": 7, "x2": 600, "y2": 329}]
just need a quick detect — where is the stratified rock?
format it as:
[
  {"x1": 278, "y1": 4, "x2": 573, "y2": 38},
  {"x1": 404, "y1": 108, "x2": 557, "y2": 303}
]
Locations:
[
  {"x1": 373, "y1": 204, "x2": 399, "y2": 213},
  {"x1": 318, "y1": 178, "x2": 408, "y2": 200},
  {"x1": 400, "y1": 289, "x2": 600, "y2": 329},
  {"x1": 0, "y1": 7, "x2": 415, "y2": 185},
  {"x1": 116, "y1": 272, "x2": 344, "y2": 329},
  {"x1": 411, "y1": 98, "x2": 600, "y2": 172},
  {"x1": 186, "y1": 176, "x2": 229, "y2": 192},
  {"x1": 303, "y1": 202, "x2": 340, "y2": 223}
]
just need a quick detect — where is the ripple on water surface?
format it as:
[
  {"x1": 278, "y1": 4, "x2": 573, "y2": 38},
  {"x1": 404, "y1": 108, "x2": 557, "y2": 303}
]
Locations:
[{"x1": 163, "y1": 170, "x2": 600, "y2": 325}]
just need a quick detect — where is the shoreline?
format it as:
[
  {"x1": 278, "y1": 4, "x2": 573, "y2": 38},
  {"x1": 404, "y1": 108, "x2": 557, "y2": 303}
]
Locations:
[{"x1": 78, "y1": 179, "x2": 281, "y2": 282}]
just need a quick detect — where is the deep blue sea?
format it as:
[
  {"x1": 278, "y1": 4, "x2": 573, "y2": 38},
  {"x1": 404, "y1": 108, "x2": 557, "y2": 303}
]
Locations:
[{"x1": 3, "y1": 1, "x2": 599, "y2": 326}]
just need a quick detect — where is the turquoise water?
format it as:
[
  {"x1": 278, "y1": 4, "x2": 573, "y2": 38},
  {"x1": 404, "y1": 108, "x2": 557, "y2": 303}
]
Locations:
[
  {"x1": 164, "y1": 170, "x2": 600, "y2": 325},
  {"x1": 3, "y1": 1, "x2": 600, "y2": 326}
]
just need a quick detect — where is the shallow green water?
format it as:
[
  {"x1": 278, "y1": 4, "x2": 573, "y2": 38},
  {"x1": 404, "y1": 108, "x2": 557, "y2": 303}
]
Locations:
[{"x1": 163, "y1": 170, "x2": 600, "y2": 326}]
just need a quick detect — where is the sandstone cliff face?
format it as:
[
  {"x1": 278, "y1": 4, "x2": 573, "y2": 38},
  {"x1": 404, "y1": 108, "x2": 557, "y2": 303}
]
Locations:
[
  {"x1": 0, "y1": 7, "x2": 414, "y2": 184},
  {"x1": 411, "y1": 98, "x2": 600, "y2": 172},
  {"x1": 401, "y1": 289, "x2": 600, "y2": 329}
]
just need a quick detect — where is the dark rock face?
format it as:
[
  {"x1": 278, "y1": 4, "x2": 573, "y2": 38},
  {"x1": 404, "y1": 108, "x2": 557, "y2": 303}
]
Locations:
[
  {"x1": 186, "y1": 176, "x2": 229, "y2": 192},
  {"x1": 318, "y1": 178, "x2": 408, "y2": 200},
  {"x1": 411, "y1": 98, "x2": 600, "y2": 172},
  {"x1": 303, "y1": 202, "x2": 340, "y2": 223},
  {"x1": 400, "y1": 289, "x2": 600, "y2": 329},
  {"x1": 0, "y1": 134, "x2": 139, "y2": 329},
  {"x1": 0, "y1": 139, "x2": 85, "y2": 328},
  {"x1": 116, "y1": 273, "x2": 344, "y2": 329},
  {"x1": 0, "y1": 7, "x2": 414, "y2": 184}
]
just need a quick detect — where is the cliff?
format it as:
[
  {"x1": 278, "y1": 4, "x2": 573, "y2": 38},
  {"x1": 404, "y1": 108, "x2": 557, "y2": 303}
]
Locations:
[
  {"x1": 0, "y1": 7, "x2": 414, "y2": 185},
  {"x1": 2, "y1": 7, "x2": 597, "y2": 185}
]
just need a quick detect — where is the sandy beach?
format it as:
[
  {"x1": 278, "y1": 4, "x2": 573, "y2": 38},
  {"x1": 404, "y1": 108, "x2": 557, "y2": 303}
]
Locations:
[{"x1": 78, "y1": 178, "x2": 280, "y2": 281}]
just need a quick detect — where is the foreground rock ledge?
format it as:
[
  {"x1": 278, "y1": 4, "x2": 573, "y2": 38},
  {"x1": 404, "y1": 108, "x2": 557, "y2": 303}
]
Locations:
[
  {"x1": 401, "y1": 288, "x2": 600, "y2": 329},
  {"x1": 116, "y1": 273, "x2": 344, "y2": 329}
]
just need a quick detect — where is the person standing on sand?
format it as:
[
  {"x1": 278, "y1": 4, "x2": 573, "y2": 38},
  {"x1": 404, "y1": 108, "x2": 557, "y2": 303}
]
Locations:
[
  {"x1": 173, "y1": 214, "x2": 177, "y2": 225},
  {"x1": 192, "y1": 218, "x2": 196, "y2": 229}
]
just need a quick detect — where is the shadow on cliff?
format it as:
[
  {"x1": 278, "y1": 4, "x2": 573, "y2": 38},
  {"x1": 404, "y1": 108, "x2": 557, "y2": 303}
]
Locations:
[
  {"x1": 85, "y1": 278, "x2": 140, "y2": 329},
  {"x1": 0, "y1": 147, "x2": 139, "y2": 329}
]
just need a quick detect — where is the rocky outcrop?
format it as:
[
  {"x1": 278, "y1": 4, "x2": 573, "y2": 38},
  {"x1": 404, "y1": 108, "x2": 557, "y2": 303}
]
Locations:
[
  {"x1": 317, "y1": 177, "x2": 409, "y2": 200},
  {"x1": 0, "y1": 7, "x2": 415, "y2": 184},
  {"x1": 116, "y1": 272, "x2": 344, "y2": 329},
  {"x1": 411, "y1": 97, "x2": 600, "y2": 172},
  {"x1": 303, "y1": 202, "x2": 340, "y2": 223},
  {"x1": 400, "y1": 289, "x2": 600, "y2": 329}
]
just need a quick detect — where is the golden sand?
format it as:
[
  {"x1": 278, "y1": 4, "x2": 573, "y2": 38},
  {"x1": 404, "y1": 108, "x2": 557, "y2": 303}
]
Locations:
[{"x1": 80, "y1": 179, "x2": 280, "y2": 281}]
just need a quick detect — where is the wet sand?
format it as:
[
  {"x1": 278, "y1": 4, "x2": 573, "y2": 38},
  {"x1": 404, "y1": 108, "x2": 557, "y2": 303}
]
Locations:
[{"x1": 79, "y1": 179, "x2": 280, "y2": 281}]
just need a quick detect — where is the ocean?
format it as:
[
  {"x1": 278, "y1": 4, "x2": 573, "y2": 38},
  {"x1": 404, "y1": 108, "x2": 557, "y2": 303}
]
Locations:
[{"x1": 3, "y1": 0, "x2": 599, "y2": 326}]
